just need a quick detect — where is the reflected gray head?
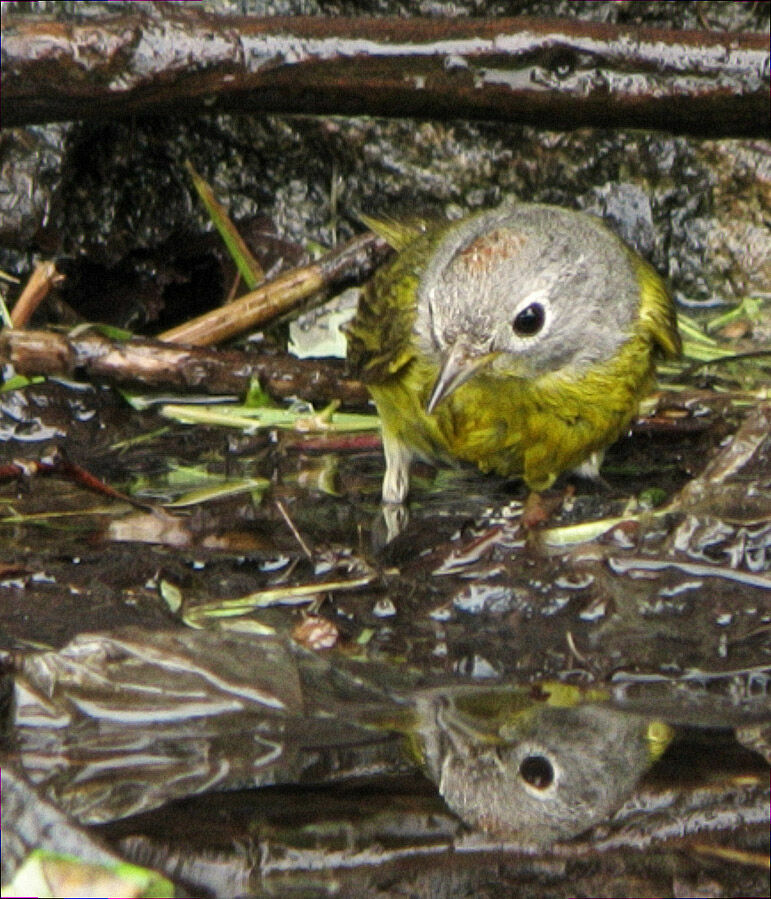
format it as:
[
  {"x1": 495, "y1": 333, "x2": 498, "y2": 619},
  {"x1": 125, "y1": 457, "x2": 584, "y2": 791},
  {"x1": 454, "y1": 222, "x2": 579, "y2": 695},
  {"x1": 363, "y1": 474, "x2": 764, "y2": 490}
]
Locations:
[{"x1": 437, "y1": 704, "x2": 652, "y2": 844}]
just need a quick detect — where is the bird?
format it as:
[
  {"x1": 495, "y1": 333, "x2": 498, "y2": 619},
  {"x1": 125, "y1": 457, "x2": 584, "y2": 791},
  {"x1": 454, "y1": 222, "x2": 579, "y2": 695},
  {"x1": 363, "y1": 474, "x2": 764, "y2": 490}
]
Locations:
[{"x1": 346, "y1": 202, "x2": 681, "y2": 504}]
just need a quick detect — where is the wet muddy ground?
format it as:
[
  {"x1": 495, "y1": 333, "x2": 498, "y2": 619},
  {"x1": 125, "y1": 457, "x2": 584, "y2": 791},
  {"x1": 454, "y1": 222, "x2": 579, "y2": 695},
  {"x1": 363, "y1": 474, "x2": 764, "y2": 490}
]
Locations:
[
  {"x1": 1, "y1": 364, "x2": 769, "y2": 896},
  {"x1": 1, "y1": 2, "x2": 769, "y2": 897}
]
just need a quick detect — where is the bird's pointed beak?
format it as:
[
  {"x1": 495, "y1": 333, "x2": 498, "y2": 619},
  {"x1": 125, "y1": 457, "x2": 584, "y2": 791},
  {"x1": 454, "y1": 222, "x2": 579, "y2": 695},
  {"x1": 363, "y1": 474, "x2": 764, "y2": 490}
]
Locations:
[{"x1": 426, "y1": 339, "x2": 498, "y2": 414}]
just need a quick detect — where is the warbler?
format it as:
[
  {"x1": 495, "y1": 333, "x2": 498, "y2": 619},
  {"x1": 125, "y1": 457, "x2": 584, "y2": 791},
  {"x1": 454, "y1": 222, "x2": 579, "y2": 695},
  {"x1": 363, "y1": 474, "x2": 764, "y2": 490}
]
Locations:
[{"x1": 346, "y1": 202, "x2": 681, "y2": 504}]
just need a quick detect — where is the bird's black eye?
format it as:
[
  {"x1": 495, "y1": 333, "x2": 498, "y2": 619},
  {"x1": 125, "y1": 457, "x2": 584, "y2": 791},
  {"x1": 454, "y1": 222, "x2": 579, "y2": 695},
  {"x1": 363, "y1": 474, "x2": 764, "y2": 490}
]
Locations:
[
  {"x1": 519, "y1": 754, "x2": 554, "y2": 790},
  {"x1": 512, "y1": 302, "x2": 545, "y2": 337}
]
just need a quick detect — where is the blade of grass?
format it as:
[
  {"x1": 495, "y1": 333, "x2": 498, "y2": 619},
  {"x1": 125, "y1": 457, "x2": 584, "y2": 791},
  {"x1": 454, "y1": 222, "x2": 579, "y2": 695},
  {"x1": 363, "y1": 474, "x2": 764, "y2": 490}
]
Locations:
[
  {"x1": 159, "y1": 402, "x2": 379, "y2": 432},
  {"x1": 185, "y1": 160, "x2": 264, "y2": 288}
]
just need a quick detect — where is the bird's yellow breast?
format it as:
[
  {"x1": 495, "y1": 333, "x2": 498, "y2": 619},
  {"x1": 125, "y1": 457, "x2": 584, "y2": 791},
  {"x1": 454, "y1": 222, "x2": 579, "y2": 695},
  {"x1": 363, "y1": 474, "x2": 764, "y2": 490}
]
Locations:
[{"x1": 369, "y1": 331, "x2": 656, "y2": 492}]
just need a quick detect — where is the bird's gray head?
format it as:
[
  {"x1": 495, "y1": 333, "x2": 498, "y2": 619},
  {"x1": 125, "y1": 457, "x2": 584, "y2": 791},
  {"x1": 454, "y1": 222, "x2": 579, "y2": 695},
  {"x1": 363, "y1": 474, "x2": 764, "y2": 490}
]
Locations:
[
  {"x1": 435, "y1": 703, "x2": 654, "y2": 844},
  {"x1": 415, "y1": 204, "x2": 642, "y2": 381}
]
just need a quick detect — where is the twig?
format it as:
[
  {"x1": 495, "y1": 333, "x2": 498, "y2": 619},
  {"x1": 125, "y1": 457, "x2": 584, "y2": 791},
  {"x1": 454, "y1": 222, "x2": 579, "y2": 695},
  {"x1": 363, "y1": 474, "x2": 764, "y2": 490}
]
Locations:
[
  {"x1": 10, "y1": 262, "x2": 65, "y2": 327},
  {"x1": 275, "y1": 499, "x2": 313, "y2": 561},
  {"x1": 0, "y1": 448, "x2": 151, "y2": 511},
  {"x1": 159, "y1": 231, "x2": 388, "y2": 346},
  {"x1": 0, "y1": 328, "x2": 371, "y2": 407}
]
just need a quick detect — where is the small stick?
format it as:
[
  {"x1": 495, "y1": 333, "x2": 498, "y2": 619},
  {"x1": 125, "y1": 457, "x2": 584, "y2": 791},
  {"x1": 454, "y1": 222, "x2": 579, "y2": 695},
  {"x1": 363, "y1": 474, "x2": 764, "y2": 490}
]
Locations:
[
  {"x1": 0, "y1": 328, "x2": 371, "y2": 407},
  {"x1": 275, "y1": 499, "x2": 313, "y2": 561},
  {"x1": 0, "y1": 449, "x2": 152, "y2": 511},
  {"x1": 10, "y1": 262, "x2": 65, "y2": 327},
  {"x1": 158, "y1": 231, "x2": 389, "y2": 346}
]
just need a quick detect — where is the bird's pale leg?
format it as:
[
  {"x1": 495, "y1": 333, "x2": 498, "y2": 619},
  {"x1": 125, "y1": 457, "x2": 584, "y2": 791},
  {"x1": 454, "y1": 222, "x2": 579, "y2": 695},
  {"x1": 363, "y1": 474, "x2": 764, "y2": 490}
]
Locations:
[
  {"x1": 522, "y1": 491, "x2": 549, "y2": 529},
  {"x1": 381, "y1": 431, "x2": 413, "y2": 504},
  {"x1": 570, "y1": 450, "x2": 606, "y2": 485}
]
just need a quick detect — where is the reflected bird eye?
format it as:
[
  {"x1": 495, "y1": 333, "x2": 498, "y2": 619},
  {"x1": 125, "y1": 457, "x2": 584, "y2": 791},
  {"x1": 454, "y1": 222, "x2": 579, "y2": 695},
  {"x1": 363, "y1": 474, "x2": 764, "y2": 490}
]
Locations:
[{"x1": 519, "y1": 754, "x2": 555, "y2": 790}]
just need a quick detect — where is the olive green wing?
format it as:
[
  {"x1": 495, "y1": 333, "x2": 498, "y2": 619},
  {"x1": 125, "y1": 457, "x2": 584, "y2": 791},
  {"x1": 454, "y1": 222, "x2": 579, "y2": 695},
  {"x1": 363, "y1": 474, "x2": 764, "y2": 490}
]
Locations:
[
  {"x1": 633, "y1": 256, "x2": 682, "y2": 359},
  {"x1": 346, "y1": 229, "x2": 433, "y2": 383}
]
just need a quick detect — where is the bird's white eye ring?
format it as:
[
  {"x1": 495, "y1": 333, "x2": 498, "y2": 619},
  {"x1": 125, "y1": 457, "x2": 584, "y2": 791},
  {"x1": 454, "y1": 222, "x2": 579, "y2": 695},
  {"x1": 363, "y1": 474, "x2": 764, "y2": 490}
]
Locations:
[{"x1": 508, "y1": 290, "x2": 552, "y2": 343}]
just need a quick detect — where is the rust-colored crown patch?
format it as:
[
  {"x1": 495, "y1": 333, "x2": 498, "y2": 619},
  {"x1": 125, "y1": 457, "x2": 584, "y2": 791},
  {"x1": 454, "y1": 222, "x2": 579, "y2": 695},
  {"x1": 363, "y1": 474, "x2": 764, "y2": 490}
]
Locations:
[{"x1": 455, "y1": 228, "x2": 527, "y2": 275}]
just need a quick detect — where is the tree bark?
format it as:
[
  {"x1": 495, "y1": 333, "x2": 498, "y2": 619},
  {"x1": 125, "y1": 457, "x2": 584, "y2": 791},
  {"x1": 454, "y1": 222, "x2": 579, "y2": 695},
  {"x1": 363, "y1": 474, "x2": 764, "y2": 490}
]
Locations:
[{"x1": 2, "y1": 10, "x2": 768, "y2": 135}]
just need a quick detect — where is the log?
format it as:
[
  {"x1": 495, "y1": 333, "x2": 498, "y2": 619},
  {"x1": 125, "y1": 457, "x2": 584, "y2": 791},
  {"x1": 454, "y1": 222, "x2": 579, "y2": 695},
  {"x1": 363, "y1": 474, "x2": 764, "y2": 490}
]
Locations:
[{"x1": 2, "y1": 10, "x2": 768, "y2": 135}]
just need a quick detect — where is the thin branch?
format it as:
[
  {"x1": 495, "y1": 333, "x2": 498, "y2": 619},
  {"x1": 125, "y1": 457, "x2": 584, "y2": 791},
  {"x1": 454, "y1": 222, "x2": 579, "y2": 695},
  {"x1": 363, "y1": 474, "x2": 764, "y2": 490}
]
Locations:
[
  {"x1": 0, "y1": 448, "x2": 152, "y2": 511},
  {"x1": 10, "y1": 262, "x2": 65, "y2": 327},
  {"x1": 0, "y1": 328, "x2": 371, "y2": 407},
  {"x1": 159, "y1": 231, "x2": 388, "y2": 346}
]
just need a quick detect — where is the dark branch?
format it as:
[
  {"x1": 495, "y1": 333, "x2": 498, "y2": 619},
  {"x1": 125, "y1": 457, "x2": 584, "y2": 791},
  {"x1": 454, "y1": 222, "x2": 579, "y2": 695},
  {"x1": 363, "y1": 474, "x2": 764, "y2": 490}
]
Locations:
[
  {"x1": 2, "y1": 10, "x2": 768, "y2": 135},
  {"x1": 0, "y1": 329, "x2": 370, "y2": 407}
]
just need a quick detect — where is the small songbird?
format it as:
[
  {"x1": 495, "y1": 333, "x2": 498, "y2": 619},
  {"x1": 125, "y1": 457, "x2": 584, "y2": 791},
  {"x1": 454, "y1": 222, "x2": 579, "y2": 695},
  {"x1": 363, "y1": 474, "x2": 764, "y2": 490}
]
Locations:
[{"x1": 346, "y1": 202, "x2": 681, "y2": 504}]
